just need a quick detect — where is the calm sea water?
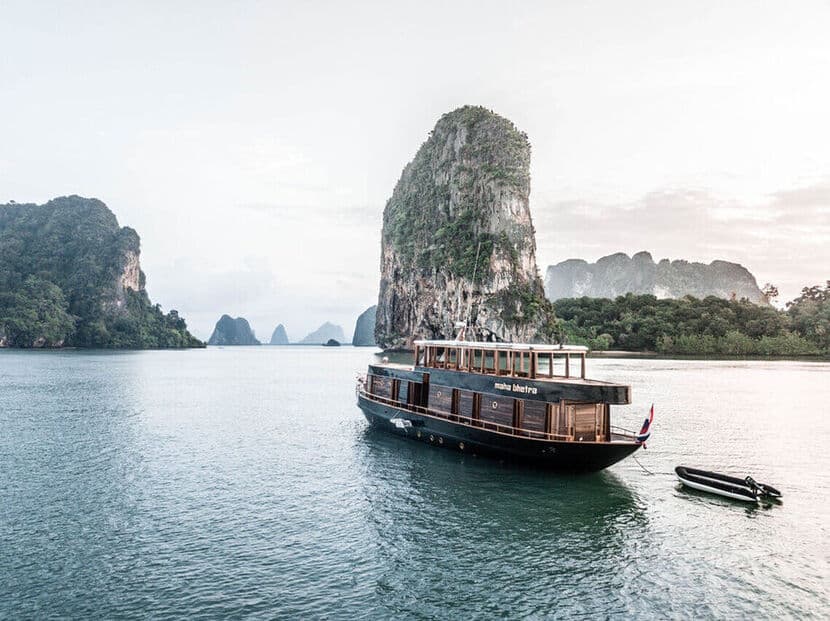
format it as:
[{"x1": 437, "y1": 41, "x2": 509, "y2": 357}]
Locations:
[{"x1": 1, "y1": 348, "x2": 828, "y2": 619}]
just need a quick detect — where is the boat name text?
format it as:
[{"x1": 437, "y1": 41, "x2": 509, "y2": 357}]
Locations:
[{"x1": 494, "y1": 381, "x2": 538, "y2": 395}]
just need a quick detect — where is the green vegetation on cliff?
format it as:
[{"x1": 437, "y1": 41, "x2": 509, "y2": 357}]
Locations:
[
  {"x1": 487, "y1": 282, "x2": 563, "y2": 342},
  {"x1": 554, "y1": 285, "x2": 829, "y2": 355},
  {"x1": 384, "y1": 105, "x2": 532, "y2": 282},
  {"x1": 0, "y1": 196, "x2": 203, "y2": 348}
]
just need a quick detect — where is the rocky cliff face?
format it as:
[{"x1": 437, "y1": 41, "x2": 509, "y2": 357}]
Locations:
[
  {"x1": 545, "y1": 251, "x2": 766, "y2": 303},
  {"x1": 352, "y1": 306, "x2": 377, "y2": 346},
  {"x1": 300, "y1": 322, "x2": 346, "y2": 345},
  {"x1": 105, "y1": 227, "x2": 146, "y2": 313},
  {"x1": 269, "y1": 324, "x2": 289, "y2": 345},
  {"x1": 375, "y1": 106, "x2": 555, "y2": 350},
  {"x1": 208, "y1": 315, "x2": 261, "y2": 345}
]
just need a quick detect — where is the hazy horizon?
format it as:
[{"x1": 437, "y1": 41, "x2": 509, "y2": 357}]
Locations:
[{"x1": 3, "y1": 1, "x2": 829, "y2": 340}]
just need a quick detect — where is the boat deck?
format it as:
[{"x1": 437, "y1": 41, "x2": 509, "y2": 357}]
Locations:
[{"x1": 357, "y1": 383, "x2": 638, "y2": 444}]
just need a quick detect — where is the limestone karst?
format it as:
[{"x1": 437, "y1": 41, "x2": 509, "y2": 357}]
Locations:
[
  {"x1": 545, "y1": 251, "x2": 766, "y2": 304},
  {"x1": 208, "y1": 315, "x2": 261, "y2": 346},
  {"x1": 375, "y1": 105, "x2": 555, "y2": 349}
]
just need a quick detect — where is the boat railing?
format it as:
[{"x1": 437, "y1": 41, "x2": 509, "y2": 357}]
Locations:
[
  {"x1": 413, "y1": 341, "x2": 590, "y2": 382},
  {"x1": 358, "y1": 380, "x2": 579, "y2": 442},
  {"x1": 610, "y1": 425, "x2": 638, "y2": 441}
]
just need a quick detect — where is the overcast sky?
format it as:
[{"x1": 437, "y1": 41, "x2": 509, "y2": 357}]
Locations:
[{"x1": 2, "y1": 1, "x2": 829, "y2": 340}]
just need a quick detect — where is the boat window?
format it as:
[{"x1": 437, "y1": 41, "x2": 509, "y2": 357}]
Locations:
[
  {"x1": 483, "y1": 350, "x2": 495, "y2": 373},
  {"x1": 522, "y1": 400, "x2": 547, "y2": 433},
  {"x1": 497, "y1": 350, "x2": 509, "y2": 375},
  {"x1": 552, "y1": 402, "x2": 569, "y2": 437},
  {"x1": 371, "y1": 376, "x2": 393, "y2": 398},
  {"x1": 513, "y1": 351, "x2": 530, "y2": 377},
  {"x1": 428, "y1": 384, "x2": 453, "y2": 414},
  {"x1": 570, "y1": 403, "x2": 600, "y2": 442},
  {"x1": 457, "y1": 389, "x2": 476, "y2": 419},
  {"x1": 536, "y1": 353, "x2": 552, "y2": 378},
  {"x1": 448, "y1": 348, "x2": 458, "y2": 369},
  {"x1": 480, "y1": 394, "x2": 514, "y2": 426}
]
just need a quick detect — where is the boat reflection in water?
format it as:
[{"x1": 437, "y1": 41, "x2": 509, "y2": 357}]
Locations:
[
  {"x1": 356, "y1": 422, "x2": 647, "y2": 616},
  {"x1": 357, "y1": 340, "x2": 643, "y2": 471}
]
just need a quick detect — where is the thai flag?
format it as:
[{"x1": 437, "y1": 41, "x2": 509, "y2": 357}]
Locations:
[{"x1": 636, "y1": 404, "x2": 654, "y2": 446}]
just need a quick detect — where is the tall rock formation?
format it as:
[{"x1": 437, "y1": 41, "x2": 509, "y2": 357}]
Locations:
[
  {"x1": 352, "y1": 305, "x2": 377, "y2": 346},
  {"x1": 0, "y1": 196, "x2": 202, "y2": 348},
  {"x1": 545, "y1": 251, "x2": 766, "y2": 304},
  {"x1": 300, "y1": 322, "x2": 346, "y2": 345},
  {"x1": 269, "y1": 324, "x2": 289, "y2": 345},
  {"x1": 208, "y1": 315, "x2": 261, "y2": 345},
  {"x1": 375, "y1": 105, "x2": 555, "y2": 350}
]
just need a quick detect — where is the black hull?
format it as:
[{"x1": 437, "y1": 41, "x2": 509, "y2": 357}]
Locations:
[{"x1": 357, "y1": 394, "x2": 640, "y2": 472}]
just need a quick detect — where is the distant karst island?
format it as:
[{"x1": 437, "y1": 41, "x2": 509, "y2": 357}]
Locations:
[
  {"x1": 375, "y1": 105, "x2": 557, "y2": 350},
  {"x1": 545, "y1": 251, "x2": 765, "y2": 304},
  {"x1": 207, "y1": 319, "x2": 360, "y2": 347},
  {"x1": 299, "y1": 322, "x2": 346, "y2": 345},
  {"x1": 207, "y1": 315, "x2": 260, "y2": 346},
  {"x1": 0, "y1": 196, "x2": 202, "y2": 348},
  {"x1": 269, "y1": 324, "x2": 289, "y2": 345}
]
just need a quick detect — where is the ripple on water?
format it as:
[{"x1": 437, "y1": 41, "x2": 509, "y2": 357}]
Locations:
[{"x1": 0, "y1": 349, "x2": 828, "y2": 618}]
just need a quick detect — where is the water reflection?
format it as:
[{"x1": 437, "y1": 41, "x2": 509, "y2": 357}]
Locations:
[
  {"x1": 673, "y1": 482, "x2": 783, "y2": 516},
  {"x1": 3, "y1": 350, "x2": 827, "y2": 619},
  {"x1": 355, "y1": 426, "x2": 648, "y2": 617},
  {"x1": 1, "y1": 351, "x2": 150, "y2": 618}
]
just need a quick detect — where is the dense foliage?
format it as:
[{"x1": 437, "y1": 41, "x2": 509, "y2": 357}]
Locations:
[
  {"x1": 785, "y1": 282, "x2": 830, "y2": 351},
  {"x1": 0, "y1": 196, "x2": 203, "y2": 348},
  {"x1": 488, "y1": 282, "x2": 562, "y2": 342},
  {"x1": 383, "y1": 105, "x2": 531, "y2": 281},
  {"x1": 553, "y1": 288, "x2": 829, "y2": 356}
]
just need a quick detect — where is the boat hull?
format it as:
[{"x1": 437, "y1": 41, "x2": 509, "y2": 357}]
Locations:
[{"x1": 358, "y1": 393, "x2": 640, "y2": 472}]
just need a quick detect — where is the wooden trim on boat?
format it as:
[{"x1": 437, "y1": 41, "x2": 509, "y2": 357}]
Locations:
[
  {"x1": 357, "y1": 376, "x2": 638, "y2": 445},
  {"x1": 414, "y1": 341, "x2": 591, "y2": 382}
]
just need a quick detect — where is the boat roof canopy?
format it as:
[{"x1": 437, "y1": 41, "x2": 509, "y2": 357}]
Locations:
[{"x1": 414, "y1": 340, "x2": 589, "y2": 353}]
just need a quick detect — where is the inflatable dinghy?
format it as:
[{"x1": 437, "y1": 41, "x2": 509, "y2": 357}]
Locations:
[{"x1": 675, "y1": 466, "x2": 781, "y2": 502}]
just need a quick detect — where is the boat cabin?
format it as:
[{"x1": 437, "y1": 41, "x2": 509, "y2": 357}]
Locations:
[
  {"x1": 414, "y1": 339, "x2": 590, "y2": 380},
  {"x1": 362, "y1": 340, "x2": 634, "y2": 444}
]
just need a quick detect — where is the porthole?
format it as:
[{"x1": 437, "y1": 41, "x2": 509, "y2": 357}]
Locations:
[
  {"x1": 459, "y1": 442, "x2": 465, "y2": 450},
  {"x1": 492, "y1": 401, "x2": 498, "y2": 409},
  {"x1": 417, "y1": 431, "x2": 421, "y2": 438},
  {"x1": 429, "y1": 435, "x2": 435, "y2": 442},
  {"x1": 438, "y1": 437, "x2": 444, "y2": 445}
]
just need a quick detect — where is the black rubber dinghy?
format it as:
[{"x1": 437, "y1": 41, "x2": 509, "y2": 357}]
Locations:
[{"x1": 676, "y1": 466, "x2": 781, "y2": 502}]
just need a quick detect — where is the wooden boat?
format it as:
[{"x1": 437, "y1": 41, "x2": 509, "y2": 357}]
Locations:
[
  {"x1": 675, "y1": 466, "x2": 782, "y2": 502},
  {"x1": 356, "y1": 340, "x2": 647, "y2": 471}
]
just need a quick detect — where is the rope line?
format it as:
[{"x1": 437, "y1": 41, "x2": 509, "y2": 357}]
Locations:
[{"x1": 632, "y1": 454, "x2": 656, "y2": 475}]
